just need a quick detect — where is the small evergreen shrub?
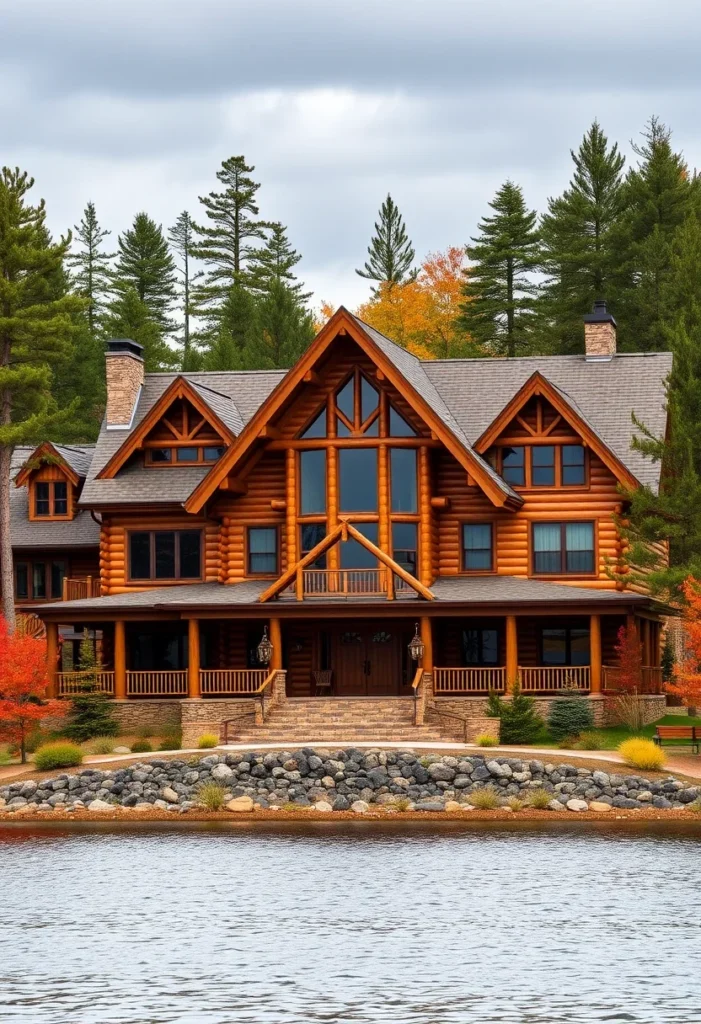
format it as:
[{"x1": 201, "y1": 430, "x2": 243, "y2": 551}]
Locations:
[
  {"x1": 486, "y1": 682, "x2": 543, "y2": 743},
  {"x1": 618, "y1": 738, "x2": 665, "y2": 771},
  {"x1": 90, "y1": 737, "x2": 117, "y2": 755},
  {"x1": 64, "y1": 631, "x2": 119, "y2": 742},
  {"x1": 198, "y1": 733, "x2": 218, "y2": 749},
  {"x1": 469, "y1": 785, "x2": 500, "y2": 809},
  {"x1": 34, "y1": 742, "x2": 83, "y2": 771},
  {"x1": 197, "y1": 782, "x2": 228, "y2": 810},
  {"x1": 476, "y1": 733, "x2": 498, "y2": 747},
  {"x1": 526, "y1": 788, "x2": 552, "y2": 809},
  {"x1": 130, "y1": 740, "x2": 152, "y2": 753},
  {"x1": 547, "y1": 690, "x2": 594, "y2": 740}
]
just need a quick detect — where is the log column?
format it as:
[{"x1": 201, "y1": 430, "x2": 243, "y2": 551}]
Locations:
[
  {"x1": 590, "y1": 614, "x2": 602, "y2": 695},
  {"x1": 420, "y1": 616, "x2": 433, "y2": 674},
  {"x1": 285, "y1": 448, "x2": 297, "y2": 569},
  {"x1": 505, "y1": 615, "x2": 518, "y2": 693},
  {"x1": 114, "y1": 620, "x2": 127, "y2": 700},
  {"x1": 46, "y1": 621, "x2": 59, "y2": 698},
  {"x1": 269, "y1": 617, "x2": 282, "y2": 671},
  {"x1": 327, "y1": 444, "x2": 339, "y2": 573},
  {"x1": 188, "y1": 618, "x2": 201, "y2": 698},
  {"x1": 418, "y1": 446, "x2": 432, "y2": 587},
  {"x1": 378, "y1": 443, "x2": 390, "y2": 556}
]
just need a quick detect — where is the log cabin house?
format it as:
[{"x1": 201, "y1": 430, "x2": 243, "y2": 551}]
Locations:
[{"x1": 24, "y1": 303, "x2": 671, "y2": 742}]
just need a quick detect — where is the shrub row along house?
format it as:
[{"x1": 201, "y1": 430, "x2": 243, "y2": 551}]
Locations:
[{"x1": 14, "y1": 305, "x2": 670, "y2": 743}]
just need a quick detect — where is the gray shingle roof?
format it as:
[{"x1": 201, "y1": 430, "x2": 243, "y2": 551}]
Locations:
[
  {"x1": 430, "y1": 575, "x2": 647, "y2": 606},
  {"x1": 10, "y1": 447, "x2": 100, "y2": 550},
  {"x1": 422, "y1": 352, "x2": 672, "y2": 492}
]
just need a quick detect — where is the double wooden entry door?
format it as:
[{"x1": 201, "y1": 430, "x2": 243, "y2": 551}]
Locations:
[{"x1": 331, "y1": 625, "x2": 407, "y2": 696}]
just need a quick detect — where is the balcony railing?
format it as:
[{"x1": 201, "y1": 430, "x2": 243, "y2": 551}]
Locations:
[
  {"x1": 57, "y1": 670, "x2": 115, "y2": 696},
  {"x1": 602, "y1": 665, "x2": 664, "y2": 694},
  {"x1": 200, "y1": 669, "x2": 268, "y2": 695},
  {"x1": 62, "y1": 577, "x2": 102, "y2": 601},
  {"x1": 126, "y1": 670, "x2": 188, "y2": 696},
  {"x1": 434, "y1": 667, "x2": 507, "y2": 694},
  {"x1": 285, "y1": 567, "x2": 415, "y2": 599},
  {"x1": 519, "y1": 666, "x2": 590, "y2": 692}
]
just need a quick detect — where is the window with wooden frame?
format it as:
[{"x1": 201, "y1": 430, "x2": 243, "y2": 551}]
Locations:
[
  {"x1": 496, "y1": 444, "x2": 588, "y2": 488},
  {"x1": 128, "y1": 530, "x2": 203, "y2": 581},
  {"x1": 15, "y1": 560, "x2": 66, "y2": 600},
  {"x1": 540, "y1": 623, "x2": 590, "y2": 666},
  {"x1": 145, "y1": 445, "x2": 225, "y2": 466},
  {"x1": 143, "y1": 397, "x2": 228, "y2": 467},
  {"x1": 532, "y1": 521, "x2": 595, "y2": 575},
  {"x1": 297, "y1": 367, "x2": 420, "y2": 441},
  {"x1": 462, "y1": 523, "x2": 494, "y2": 572},
  {"x1": 247, "y1": 526, "x2": 279, "y2": 575},
  {"x1": 31, "y1": 480, "x2": 70, "y2": 519}
]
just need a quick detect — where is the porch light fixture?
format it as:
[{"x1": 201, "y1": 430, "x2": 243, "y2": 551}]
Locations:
[
  {"x1": 408, "y1": 622, "x2": 424, "y2": 662},
  {"x1": 257, "y1": 626, "x2": 273, "y2": 666}
]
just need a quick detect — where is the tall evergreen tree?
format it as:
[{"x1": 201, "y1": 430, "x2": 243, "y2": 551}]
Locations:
[
  {"x1": 356, "y1": 194, "x2": 416, "y2": 289},
  {"x1": 459, "y1": 181, "x2": 541, "y2": 356},
  {"x1": 202, "y1": 286, "x2": 260, "y2": 371},
  {"x1": 192, "y1": 156, "x2": 269, "y2": 311},
  {"x1": 248, "y1": 222, "x2": 308, "y2": 298},
  {"x1": 104, "y1": 287, "x2": 176, "y2": 371},
  {"x1": 67, "y1": 201, "x2": 114, "y2": 334},
  {"x1": 111, "y1": 212, "x2": 177, "y2": 334},
  {"x1": 0, "y1": 168, "x2": 83, "y2": 626},
  {"x1": 612, "y1": 117, "x2": 699, "y2": 351},
  {"x1": 540, "y1": 122, "x2": 626, "y2": 353},
  {"x1": 250, "y1": 280, "x2": 315, "y2": 368},
  {"x1": 168, "y1": 210, "x2": 199, "y2": 369}
]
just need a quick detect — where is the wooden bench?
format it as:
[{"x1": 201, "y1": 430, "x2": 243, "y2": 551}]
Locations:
[{"x1": 654, "y1": 725, "x2": 700, "y2": 753}]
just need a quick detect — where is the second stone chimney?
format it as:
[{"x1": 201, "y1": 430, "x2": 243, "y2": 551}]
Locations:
[
  {"x1": 105, "y1": 339, "x2": 144, "y2": 428},
  {"x1": 583, "y1": 300, "x2": 617, "y2": 361}
]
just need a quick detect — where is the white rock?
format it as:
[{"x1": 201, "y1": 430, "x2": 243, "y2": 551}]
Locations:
[
  {"x1": 211, "y1": 763, "x2": 234, "y2": 781},
  {"x1": 589, "y1": 801, "x2": 613, "y2": 813},
  {"x1": 162, "y1": 787, "x2": 179, "y2": 803},
  {"x1": 134, "y1": 803, "x2": 153, "y2": 812},
  {"x1": 87, "y1": 799, "x2": 112, "y2": 812},
  {"x1": 566, "y1": 799, "x2": 589, "y2": 812},
  {"x1": 351, "y1": 800, "x2": 369, "y2": 814},
  {"x1": 153, "y1": 799, "x2": 168, "y2": 810},
  {"x1": 113, "y1": 746, "x2": 131, "y2": 754},
  {"x1": 321, "y1": 776, "x2": 336, "y2": 789},
  {"x1": 313, "y1": 801, "x2": 333, "y2": 812},
  {"x1": 548, "y1": 800, "x2": 566, "y2": 811},
  {"x1": 227, "y1": 796, "x2": 254, "y2": 813}
]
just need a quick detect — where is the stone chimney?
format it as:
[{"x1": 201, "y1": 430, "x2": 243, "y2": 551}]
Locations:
[
  {"x1": 583, "y1": 300, "x2": 617, "y2": 361},
  {"x1": 105, "y1": 339, "x2": 144, "y2": 428}
]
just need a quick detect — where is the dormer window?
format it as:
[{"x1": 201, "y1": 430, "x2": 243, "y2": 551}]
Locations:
[
  {"x1": 145, "y1": 445, "x2": 225, "y2": 466},
  {"x1": 33, "y1": 480, "x2": 69, "y2": 519}
]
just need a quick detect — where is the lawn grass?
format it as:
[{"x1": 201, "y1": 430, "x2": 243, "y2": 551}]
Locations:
[{"x1": 504, "y1": 714, "x2": 701, "y2": 751}]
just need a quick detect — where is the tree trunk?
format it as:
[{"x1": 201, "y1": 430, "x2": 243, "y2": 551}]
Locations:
[{"x1": 0, "y1": 442, "x2": 15, "y2": 631}]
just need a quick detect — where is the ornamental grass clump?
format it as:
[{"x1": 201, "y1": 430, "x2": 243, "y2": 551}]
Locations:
[
  {"x1": 159, "y1": 731, "x2": 182, "y2": 751},
  {"x1": 90, "y1": 737, "x2": 117, "y2": 755},
  {"x1": 197, "y1": 782, "x2": 228, "y2": 811},
  {"x1": 130, "y1": 740, "x2": 152, "y2": 753},
  {"x1": 618, "y1": 737, "x2": 665, "y2": 771},
  {"x1": 198, "y1": 733, "x2": 218, "y2": 749},
  {"x1": 34, "y1": 742, "x2": 83, "y2": 771},
  {"x1": 476, "y1": 733, "x2": 497, "y2": 747},
  {"x1": 573, "y1": 730, "x2": 606, "y2": 751},
  {"x1": 469, "y1": 785, "x2": 501, "y2": 810},
  {"x1": 526, "y1": 788, "x2": 552, "y2": 810},
  {"x1": 506, "y1": 796, "x2": 524, "y2": 812}
]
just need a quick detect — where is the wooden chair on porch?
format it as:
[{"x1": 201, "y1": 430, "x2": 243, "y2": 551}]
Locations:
[{"x1": 313, "y1": 669, "x2": 334, "y2": 696}]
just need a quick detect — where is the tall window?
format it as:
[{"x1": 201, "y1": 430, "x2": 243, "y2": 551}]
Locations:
[
  {"x1": 462, "y1": 627, "x2": 499, "y2": 665},
  {"x1": 562, "y1": 445, "x2": 586, "y2": 485},
  {"x1": 300, "y1": 450, "x2": 326, "y2": 514},
  {"x1": 390, "y1": 448, "x2": 417, "y2": 513},
  {"x1": 392, "y1": 522, "x2": 418, "y2": 577},
  {"x1": 341, "y1": 523, "x2": 378, "y2": 569},
  {"x1": 462, "y1": 523, "x2": 493, "y2": 571},
  {"x1": 300, "y1": 523, "x2": 326, "y2": 568},
  {"x1": 34, "y1": 480, "x2": 68, "y2": 517},
  {"x1": 531, "y1": 445, "x2": 555, "y2": 486},
  {"x1": 129, "y1": 530, "x2": 202, "y2": 581},
  {"x1": 541, "y1": 625, "x2": 590, "y2": 665},
  {"x1": 501, "y1": 447, "x2": 525, "y2": 486},
  {"x1": 247, "y1": 527, "x2": 278, "y2": 575},
  {"x1": 533, "y1": 522, "x2": 594, "y2": 574},
  {"x1": 339, "y1": 448, "x2": 378, "y2": 512}
]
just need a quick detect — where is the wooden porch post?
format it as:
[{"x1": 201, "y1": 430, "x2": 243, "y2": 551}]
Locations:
[
  {"x1": 505, "y1": 615, "x2": 518, "y2": 693},
  {"x1": 188, "y1": 618, "x2": 201, "y2": 699},
  {"x1": 590, "y1": 614, "x2": 602, "y2": 695},
  {"x1": 418, "y1": 446, "x2": 432, "y2": 587},
  {"x1": 46, "y1": 621, "x2": 58, "y2": 698},
  {"x1": 420, "y1": 616, "x2": 433, "y2": 673},
  {"x1": 114, "y1": 620, "x2": 127, "y2": 700},
  {"x1": 269, "y1": 617, "x2": 282, "y2": 671}
]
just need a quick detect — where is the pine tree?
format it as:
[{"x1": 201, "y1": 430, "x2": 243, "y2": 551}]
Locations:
[
  {"x1": 111, "y1": 212, "x2": 177, "y2": 334},
  {"x1": 202, "y1": 285, "x2": 259, "y2": 370},
  {"x1": 0, "y1": 168, "x2": 83, "y2": 626},
  {"x1": 192, "y1": 156, "x2": 269, "y2": 311},
  {"x1": 356, "y1": 194, "x2": 416, "y2": 289},
  {"x1": 540, "y1": 122, "x2": 626, "y2": 353},
  {"x1": 485, "y1": 681, "x2": 543, "y2": 743},
  {"x1": 248, "y1": 222, "x2": 309, "y2": 298},
  {"x1": 458, "y1": 181, "x2": 541, "y2": 356},
  {"x1": 250, "y1": 280, "x2": 315, "y2": 368},
  {"x1": 104, "y1": 286, "x2": 176, "y2": 371},
  {"x1": 67, "y1": 201, "x2": 114, "y2": 334},
  {"x1": 168, "y1": 210, "x2": 200, "y2": 369},
  {"x1": 64, "y1": 630, "x2": 118, "y2": 742}
]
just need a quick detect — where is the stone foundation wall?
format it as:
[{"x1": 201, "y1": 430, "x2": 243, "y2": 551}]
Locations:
[
  {"x1": 180, "y1": 699, "x2": 256, "y2": 747},
  {"x1": 109, "y1": 700, "x2": 182, "y2": 733},
  {"x1": 432, "y1": 694, "x2": 668, "y2": 729}
]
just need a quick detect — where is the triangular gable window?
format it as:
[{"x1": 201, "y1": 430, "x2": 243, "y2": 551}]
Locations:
[
  {"x1": 301, "y1": 409, "x2": 326, "y2": 439},
  {"x1": 334, "y1": 369, "x2": 380, "y2": 436},
  {"x1": 389, "y1": 405, "x2": 416, "y2": 437}
]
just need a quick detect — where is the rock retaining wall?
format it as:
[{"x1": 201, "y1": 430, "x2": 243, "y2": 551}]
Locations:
[{"x1": 2, "y1": 750, "x2": 697, "y2": 814}]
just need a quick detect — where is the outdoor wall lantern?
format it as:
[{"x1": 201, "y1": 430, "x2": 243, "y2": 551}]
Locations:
[
  {"x1": 257, "y1": 626, "x2": 273, "y2": 666},
  {"x1": 408, "y1": 622, "x2": 425, "y2": 662}
]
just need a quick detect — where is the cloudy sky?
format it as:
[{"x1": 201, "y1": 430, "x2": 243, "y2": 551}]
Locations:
[{"x1": 3, "y1": 0, "x2": 701, "y2": 310}]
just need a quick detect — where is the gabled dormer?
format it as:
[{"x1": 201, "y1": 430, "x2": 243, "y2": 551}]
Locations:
[{"x1": 15, "y1": 442, "x2": 88, "y2": 521}]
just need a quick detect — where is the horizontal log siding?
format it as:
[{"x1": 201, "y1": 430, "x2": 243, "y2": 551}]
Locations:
[
  {"x1": 214, "y1": 451, "x2": 286, "y2": 582},
  {"x1": 99, "y1": 514, "x2": 220, "y2": 594},
  {"x1": 434, "y1": 447, "x2": 627, "y2": 589}
]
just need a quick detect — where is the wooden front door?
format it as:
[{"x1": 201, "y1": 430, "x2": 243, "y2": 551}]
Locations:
[{"x1": 331, "y1": 626, "x2": 405, "y2": 696}]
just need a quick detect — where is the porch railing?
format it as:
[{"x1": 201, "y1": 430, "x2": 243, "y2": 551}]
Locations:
[
  {"x1": 57, "y1": 670, "x2": 115, "y2": 696},
  {"x1": 126, "y1": 670, "x2": 188, "y2": 696},
  {"x1": 200, "y1": 669, "x2": 268, "y2": 695},
  {"x1": 520, "y1": 666, "x2": 590, "y2": 692},
  {"x1": 602, "y1": 665, "x2": 664, "y2": 694},
  {"x1": 434, "y1": 667, "x2": 507, "y2": 695},
  {"x1": 62, "y1": 577, "x2": 102, "y2": 601},
  {"x1": 285, "y1": 568, "x2": 415, "y2": 598}
]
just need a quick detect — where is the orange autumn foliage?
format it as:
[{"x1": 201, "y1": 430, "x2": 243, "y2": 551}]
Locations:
[
  {"x1": 0, "y1": 617, "x2": 63, "y2": 762},
  {"x1": 666, "y1": 577, "x2": 701, "y2": 708},
  {"x1": 356, "y1": 246, "x2": 480, "y2": 359},
  {"x1": 314, "y1": 301, "x2": 336, "y2": 333}
]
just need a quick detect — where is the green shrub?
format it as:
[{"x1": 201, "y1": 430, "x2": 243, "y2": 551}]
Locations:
[
  {"x1": 547, "y1": 691, "x2": 594, "y2": 740},
  {"x1": 469, "y1": 785, "x2": 500, "y2": 809},
  {"x1": 34, "y1": 742, "x2": 83, "y2": 771},
  {"x1": 130, "y1": 740, "x2": 153, "y2": 753},
  {"x1": 557, "y1": 736, "x2": 576, "y2": 749},
  {"x1": 476, "y1": 733, "x2": 498, "y2": 747},
  {"x1": 688, "y1": 798, "x2": 701, "y2": 814},
  {"x1": 0, "y1": 749, "x2": 12, "y2": 766},
  {"x1": 90, "y1": 737, "x2": 117, "y2": 755},
  {"x1": 486, "y1": 682, "x2": 543, "y2": 743},
  {"x1": 159, "y1": 731, "x2": 182, "y2": 751},
  {"x1": 136, "y1": 726, "x2": 156, "y2": 740},
  {"x1": 198, "y1": 733, "x2": 218, "y2": 749},
  {"x1": 573, "y1": 730, "x2": 606, "y2": 751},
  {"x1": 526, "y1": 788, "x2": 552, "y2": 809},
  {"x1": 64, "y1": 631, "x2": 119, "y2": 742},
  {"x1": 197, "y1": 782, "x2": 228, "y2": 810}
]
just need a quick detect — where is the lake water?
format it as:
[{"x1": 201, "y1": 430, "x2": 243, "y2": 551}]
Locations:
[{"x1": 0, "y1": 820, "x2": 699, "y2": 1024}]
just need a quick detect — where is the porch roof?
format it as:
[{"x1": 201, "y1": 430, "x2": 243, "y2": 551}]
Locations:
[{"x1": 36, "y1": 574, "x2": 656, "y2": 619}]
